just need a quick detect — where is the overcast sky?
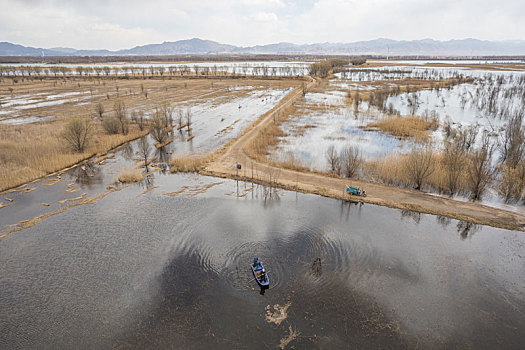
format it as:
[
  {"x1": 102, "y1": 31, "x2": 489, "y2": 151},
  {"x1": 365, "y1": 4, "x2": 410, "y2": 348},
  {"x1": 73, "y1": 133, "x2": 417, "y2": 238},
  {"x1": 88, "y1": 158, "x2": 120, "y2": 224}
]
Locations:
[{"x1": 1, "y1": 0, "x2": 524, "y2": 50}]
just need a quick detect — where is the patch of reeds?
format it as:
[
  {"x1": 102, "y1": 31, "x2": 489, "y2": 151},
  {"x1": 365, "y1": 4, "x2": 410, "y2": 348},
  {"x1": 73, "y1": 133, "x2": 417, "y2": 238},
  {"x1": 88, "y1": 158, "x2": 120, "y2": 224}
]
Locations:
[
  {"x1": 117, "y1": 167, "x2": 143, "y2": 183},
  {"x1": 0, "y1": 122, "x2": 147, "y2": 192},
  {"x1": 364, "y1": 151, "x2": 470, "y2": 194},
  {"x1": 169, "y1": 154, "x2": 211, "y2": 173},
  {"x1": 364, "y1": 115, "x2": 439, "y2": 139}
]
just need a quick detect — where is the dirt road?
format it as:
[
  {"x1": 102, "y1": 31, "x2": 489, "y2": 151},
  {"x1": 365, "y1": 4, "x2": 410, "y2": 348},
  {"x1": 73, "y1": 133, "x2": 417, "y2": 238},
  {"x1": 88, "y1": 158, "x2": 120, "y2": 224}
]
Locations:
[{"x1": 204, "y1": 79, "x2": 525, "y2": 232}]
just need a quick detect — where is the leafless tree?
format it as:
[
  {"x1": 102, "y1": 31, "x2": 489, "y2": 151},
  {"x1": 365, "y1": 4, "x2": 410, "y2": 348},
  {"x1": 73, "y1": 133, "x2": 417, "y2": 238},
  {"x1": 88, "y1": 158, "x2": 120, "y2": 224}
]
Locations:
[
  {"x1": 61, "y1": 117, "x2": 92, "y2": 152},
  {"x1": 75, "y1": 66, "x2": 84, "y2": 77},
  {"x1": 498, "y1": 162, "x2": 525, "y2": 202},
  {"x1": 186, "y1": 108, "x2": 192, "y2": 135},
  {"x1": 341, "y1": 145, "x2": 361, "y2": 178},
  {"x1": 114, "y1": 100, "x2": 129, "y2": 135},
  {"x1": 177, "y1": 108, "x2": 184, "y2": 132},
  {"x1": 161, "y1": 103, "x2": 174, "y2": 128},
  {"x1": 325, "y1": 145, "x2": 341, "y2": 174},
  {"x1": 95, "y1": 102, "x2": 104, "y2": 120},
  {"x1": 467, "y1": 133, "x2": 496, "y2": 200},
  {"x1": 404, "y1": 144, "x2": 435, "y2": 190},
  {"x1": 135, "y1": 111, "x2": 146, "y2": 131},
  {"x1": 137, "y1": 136, "x2": 151, "y2": 170},
  {"x1": 500, "y1": 112, "x2": 525, "y2": 168},
  {"x1": 441, "y1": 138, "x2": 467, "y2": 195},
  {"x1": 151, "y1": 111, "x2": 168, "y2": 144}
]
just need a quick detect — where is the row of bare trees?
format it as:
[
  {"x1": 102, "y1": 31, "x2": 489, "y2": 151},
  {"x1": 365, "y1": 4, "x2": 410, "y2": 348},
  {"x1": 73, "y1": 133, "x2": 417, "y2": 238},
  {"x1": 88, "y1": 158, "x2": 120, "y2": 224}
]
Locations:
[
  {"x1": 325, "y1": 112, "x2": 525, "y2": 203},
  {"x1": 0, "y1": 64, "x2": 308, "y2": 79}
]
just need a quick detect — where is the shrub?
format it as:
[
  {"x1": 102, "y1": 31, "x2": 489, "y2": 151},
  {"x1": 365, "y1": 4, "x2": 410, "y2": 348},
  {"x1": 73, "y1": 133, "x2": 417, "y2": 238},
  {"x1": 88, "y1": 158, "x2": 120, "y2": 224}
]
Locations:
[
  {"x1": 102, "y1": 117, "x2": 121, "y2": 134},
  {"x1": 61, "y1": 116, "x2": 92, "y2": 153}
]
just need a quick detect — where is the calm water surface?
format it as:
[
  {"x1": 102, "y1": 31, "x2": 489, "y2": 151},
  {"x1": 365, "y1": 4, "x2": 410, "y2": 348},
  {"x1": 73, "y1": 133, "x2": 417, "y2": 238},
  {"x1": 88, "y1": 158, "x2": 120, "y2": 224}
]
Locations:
[{"x1": 0, "y1": 174, "x2": 524, "y2": 349}]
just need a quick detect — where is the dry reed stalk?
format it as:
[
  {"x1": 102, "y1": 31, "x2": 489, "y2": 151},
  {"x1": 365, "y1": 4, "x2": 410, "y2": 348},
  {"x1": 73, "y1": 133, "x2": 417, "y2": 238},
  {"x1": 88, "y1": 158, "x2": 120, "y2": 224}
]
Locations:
[
  {"x1": 364, "y1": 115, "x2": 439, "y2": 138},
  {"x1": 169, "y1": 154, "x2": 212, "y2": 173},
  {"x1": 117, "y1": 167, "x2": 143, "y2": 183}
]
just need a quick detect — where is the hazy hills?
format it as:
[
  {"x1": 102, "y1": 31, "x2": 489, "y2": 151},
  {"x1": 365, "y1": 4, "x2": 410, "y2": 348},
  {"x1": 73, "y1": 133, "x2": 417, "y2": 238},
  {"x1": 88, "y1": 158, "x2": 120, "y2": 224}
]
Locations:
[{"x1": 2, "y1": 38, "x2": 525, "y2": 57}]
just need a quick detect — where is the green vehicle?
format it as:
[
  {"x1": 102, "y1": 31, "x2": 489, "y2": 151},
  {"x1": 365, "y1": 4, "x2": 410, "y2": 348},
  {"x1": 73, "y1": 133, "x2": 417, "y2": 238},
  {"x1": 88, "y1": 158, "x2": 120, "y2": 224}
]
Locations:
[{"x1": 346, "y1": 185, "x2": 366, "y2": 197}]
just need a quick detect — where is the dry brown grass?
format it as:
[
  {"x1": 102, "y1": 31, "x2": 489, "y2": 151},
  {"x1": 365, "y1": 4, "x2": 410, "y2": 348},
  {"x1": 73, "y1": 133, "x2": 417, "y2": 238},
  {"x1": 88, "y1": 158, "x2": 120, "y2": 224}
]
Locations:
[
  {"x1": 364, "y1": 151, "x2": 469, "y2": 194},
  {"x1": 243, "y1": 103, "x2": 296, "y2": 161},
  {"x1": 117, "y1": 166, "x2": 143, "y2": 183},
  {"x1": 364, "y1": 115, "x2": 439, "y2": 139},
  {"x1": 0, "y1": 122, "x2": 147, "y2": 192},
  {"x1": 0, "y1": 76, "x2": 298, "y2": 192},
  {"x1": 169, "y1": 154, "x2": 212, "y2": 173}
]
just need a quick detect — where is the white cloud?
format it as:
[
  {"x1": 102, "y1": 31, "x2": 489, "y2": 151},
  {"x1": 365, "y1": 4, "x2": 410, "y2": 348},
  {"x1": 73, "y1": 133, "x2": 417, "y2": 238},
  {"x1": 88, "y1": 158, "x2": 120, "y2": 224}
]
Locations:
[
  {"x1": 0, "y1": 0, "x2": 523, "y2": 49},
  {"x1": 246, "y1": 12, "x2": 279, "y2": 22},
  {"x1": 240, "y1": 0, "x2": 285, "y2": 6}
]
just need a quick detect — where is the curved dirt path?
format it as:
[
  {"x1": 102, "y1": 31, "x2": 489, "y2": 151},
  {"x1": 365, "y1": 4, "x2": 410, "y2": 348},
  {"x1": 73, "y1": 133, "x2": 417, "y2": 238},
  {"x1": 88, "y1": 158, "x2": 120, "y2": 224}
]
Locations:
[{"x1": 203, "y1": 78, "x2": 525, "y2": 232}]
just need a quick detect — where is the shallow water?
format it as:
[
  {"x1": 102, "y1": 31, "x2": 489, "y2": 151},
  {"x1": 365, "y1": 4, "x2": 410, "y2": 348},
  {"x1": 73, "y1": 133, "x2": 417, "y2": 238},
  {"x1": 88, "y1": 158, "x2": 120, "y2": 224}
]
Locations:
[
  {"x1": 0, "y1": 173, "x2": 524, "y2": 349},
  {"x1": 0, "y1": 115, "x2": 54, "y2": 125}
]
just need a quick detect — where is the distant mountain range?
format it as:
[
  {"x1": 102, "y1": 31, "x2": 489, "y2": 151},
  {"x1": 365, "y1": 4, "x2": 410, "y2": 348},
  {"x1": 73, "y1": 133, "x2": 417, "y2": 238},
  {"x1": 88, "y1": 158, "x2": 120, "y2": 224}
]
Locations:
[{"x1": 1, "y1": 38, "x2": 525, "y2": 57}]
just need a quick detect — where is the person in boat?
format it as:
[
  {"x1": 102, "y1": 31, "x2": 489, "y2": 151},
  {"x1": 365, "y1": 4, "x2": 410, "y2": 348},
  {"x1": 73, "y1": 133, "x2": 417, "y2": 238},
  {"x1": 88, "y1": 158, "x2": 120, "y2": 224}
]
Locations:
[{"x1": 259, "y1": 268, "x2": 267, "y2": 282}]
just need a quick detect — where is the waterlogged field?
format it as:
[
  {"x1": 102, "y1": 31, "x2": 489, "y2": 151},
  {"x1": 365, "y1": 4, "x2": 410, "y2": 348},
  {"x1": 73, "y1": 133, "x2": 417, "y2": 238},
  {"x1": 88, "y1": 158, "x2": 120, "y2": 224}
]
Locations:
[
  {"x1": 269, "y1": 61, "x2": 525, "y2": 210},
  {"x1": 0, "y1": 60, "x2": 524, "y2": 349},
  {"x1": 0, "y1": 74, "x2": 299, "y2": 191}
]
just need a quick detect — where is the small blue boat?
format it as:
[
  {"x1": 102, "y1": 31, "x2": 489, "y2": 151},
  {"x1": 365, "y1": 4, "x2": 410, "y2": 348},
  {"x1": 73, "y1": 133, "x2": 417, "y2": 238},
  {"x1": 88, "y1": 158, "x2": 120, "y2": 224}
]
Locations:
[{"x1": 251, "y1": 257, "x2": 269, "y2": 288}]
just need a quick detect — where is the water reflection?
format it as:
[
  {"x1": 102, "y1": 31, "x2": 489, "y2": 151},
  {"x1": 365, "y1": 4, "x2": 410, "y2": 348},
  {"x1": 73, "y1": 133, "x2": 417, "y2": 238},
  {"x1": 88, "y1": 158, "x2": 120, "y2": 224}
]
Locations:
[
  {"x1": 436, "y1": 215, "x2": 452, "y2": 228},
  {"x1": 74, "y1": 161, "x2": 102, "y2": 186},
  {"x1": 0, "y1": 176, "x2": 523, "y2": 349},
  {"x1": 120, "y1": 143, "x2": 134, "y2": 160},
  {"x1": 400, "y1": 209, "x2": 422, "y2": 224},
  {"x1": 154, "y1": 146, "x2": 170, "y2": 174},
  {"x1": 457, "y1": 220, "x2": 480, "y2": 239}
]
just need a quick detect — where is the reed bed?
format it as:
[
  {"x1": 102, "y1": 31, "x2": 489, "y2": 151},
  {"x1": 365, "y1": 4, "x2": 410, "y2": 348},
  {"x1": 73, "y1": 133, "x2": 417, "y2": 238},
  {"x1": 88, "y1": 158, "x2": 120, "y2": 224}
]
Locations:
[
  {"x1": 169, "y1": 154, "x2": 212, "y2": 173},
  {"x1": 364, "y1": 115, "x2": 439, "y2": 139},
  {"x1": 0, "y1": 122, "x2": 146, "y2": 192},
  {"x1": 117, "y1": 167, "x2": 144, "y2": 183}
]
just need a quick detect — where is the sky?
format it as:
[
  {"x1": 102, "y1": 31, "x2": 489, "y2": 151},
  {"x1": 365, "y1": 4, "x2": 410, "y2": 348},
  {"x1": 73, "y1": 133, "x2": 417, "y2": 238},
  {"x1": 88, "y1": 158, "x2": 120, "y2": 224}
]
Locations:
[{"x1": 1, "y1": 0, "x2": 524, "y2": 50}]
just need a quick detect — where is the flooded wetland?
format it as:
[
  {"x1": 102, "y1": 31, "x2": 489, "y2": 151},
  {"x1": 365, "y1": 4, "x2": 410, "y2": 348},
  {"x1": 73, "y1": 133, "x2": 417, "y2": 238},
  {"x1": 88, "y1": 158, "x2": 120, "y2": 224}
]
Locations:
[{"x1": 1, "y1": 59, "x2": 525, "y2": 349}]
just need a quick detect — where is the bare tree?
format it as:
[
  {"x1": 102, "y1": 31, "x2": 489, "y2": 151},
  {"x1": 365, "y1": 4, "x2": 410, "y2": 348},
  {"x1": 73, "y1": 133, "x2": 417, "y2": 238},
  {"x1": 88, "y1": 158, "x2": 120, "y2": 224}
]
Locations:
[
  {"x1": 441, "y1": 138, "x2": 467, "y2": 195},
  {"x1": 186, "y1": 108, "x2": 192, "y2": 135},
  {"x1": 135, "y1": 111, "x2": 146, "y2": 131},
  {"x1": 161, "y1": 103, "x2": 174, "y2": 128},
  {"x1": 467, "y1": 133, "x2": 496, "y2": 200},
  {"x1": 404, "y1": 144, "x2": 435, "y2": 190},
  {"x1": 61, "y1": 117, "x2": 92, "y2": 152},
  {"x1": 177, "y1": 108, "x2": 184, "y2": 132},
  {"x1": 150, "y1": 111, "x2": 169, "y2": 144},
  {"x1": 114, "y1": 100, "x2": 129, "y2": 135},
  {"x1": 498, "y1": 162, "x2": 525, "y2": 202},
  {"x1": 137, "y1": 136, "x2": 151, "y2": 170},
  {"x1": 341, "y1": 145, "x2": 361, "y2": 178},
  {"x1": 500, "y1": 112, "x2": 525, "y2": 168},
  {"x1": 95, "y1": 102, "x2": 104, "y2": 120},
  {"x1": 325, "y1": 145, "x2": 341, "y2": 174},
  {"x1": 302, "y1": 82, "x2": 307, "y2": 96}
]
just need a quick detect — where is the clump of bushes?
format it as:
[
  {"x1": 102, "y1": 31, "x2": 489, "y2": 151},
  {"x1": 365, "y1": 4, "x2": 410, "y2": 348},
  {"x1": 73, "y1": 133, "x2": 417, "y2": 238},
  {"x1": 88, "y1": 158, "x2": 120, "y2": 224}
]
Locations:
[
  {"x1": 309, "y1": 59, "x2": 350, "y2": 78},
  {"x1": 61, "y1": 116, "x2": 92, "y2": 152},
  {"x1": 102, "y1": 117, "x2": 121, "y2": 134},
  {"x1": 350, "y1": 58, "x2": 367, "y2": 66}
]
